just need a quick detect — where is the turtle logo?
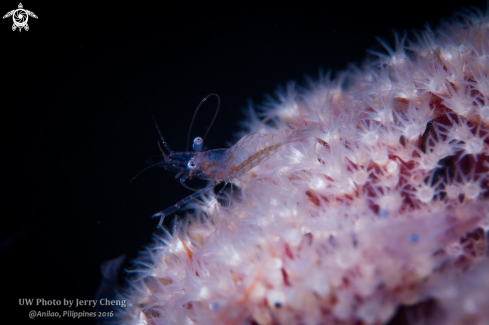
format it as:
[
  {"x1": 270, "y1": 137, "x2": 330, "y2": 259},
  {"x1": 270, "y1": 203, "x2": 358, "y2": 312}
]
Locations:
[{"x1": 3, "y1": 3, "x2": 37, "y2": 32}]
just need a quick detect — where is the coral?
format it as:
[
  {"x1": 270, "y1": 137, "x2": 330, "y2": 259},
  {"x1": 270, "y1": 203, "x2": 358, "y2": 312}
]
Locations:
[{"x1": 114, "y1": 8, "x2": 489, "y2": 325}]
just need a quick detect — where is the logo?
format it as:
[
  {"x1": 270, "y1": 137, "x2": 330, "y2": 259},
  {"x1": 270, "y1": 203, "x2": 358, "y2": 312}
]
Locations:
[{"x1": 3, "y1": 3, "x2": 37, "y2": 32}]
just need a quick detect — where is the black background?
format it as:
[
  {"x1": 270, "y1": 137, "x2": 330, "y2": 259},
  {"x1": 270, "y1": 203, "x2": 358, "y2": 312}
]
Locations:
[{"x1": 3, "y1": 1, "x2": 487, "y2": 324}]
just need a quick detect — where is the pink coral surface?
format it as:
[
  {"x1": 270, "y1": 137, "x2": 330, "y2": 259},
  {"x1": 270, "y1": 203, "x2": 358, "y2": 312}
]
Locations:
[{"x1": 117, "y1": 9, "x2": 489, "y2": 325}]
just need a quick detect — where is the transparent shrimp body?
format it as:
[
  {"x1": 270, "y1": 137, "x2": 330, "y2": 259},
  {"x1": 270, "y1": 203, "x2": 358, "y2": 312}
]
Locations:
[
  {"x1": 148, "y1": 92, "x2": 313, "y2": 219},
  {"x1": 219, "y1": 133, "x2": 286, "y2": 179},
  {"x1": 157, "y1": 132, "x2": 292, "y2": 219},
  {"x1": 176, "y1": 133, "x2": 287, "y2": 183}
]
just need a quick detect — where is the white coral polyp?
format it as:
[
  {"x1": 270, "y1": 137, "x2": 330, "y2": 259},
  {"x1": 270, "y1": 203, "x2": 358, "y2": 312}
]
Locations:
[{"x1": 115, "y1": 9, "x2": 489, "y2": 325}]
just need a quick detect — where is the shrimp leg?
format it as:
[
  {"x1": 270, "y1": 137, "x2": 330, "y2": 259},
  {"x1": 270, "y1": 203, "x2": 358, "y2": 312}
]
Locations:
[{"x1": 153, "y1": 181, "x2": 221, "y2": 221}]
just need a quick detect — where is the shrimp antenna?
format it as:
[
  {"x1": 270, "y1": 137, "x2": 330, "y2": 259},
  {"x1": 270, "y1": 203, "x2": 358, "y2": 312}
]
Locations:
[
  {"x1": 129, "y1": 160, "x2": 165, "y2": 183},
  {"x1": 130, "y1": 109, "x2": 172, "y2": 183},
  {"x1": 186, "y1": 93, "x2": 221, "y2": 151},
  {"x1": 130, "y1": 140, "x2": 170, "y2": 183},
  {"x1": 150, "y1": 107, "x2": 172, "y2": 155}
]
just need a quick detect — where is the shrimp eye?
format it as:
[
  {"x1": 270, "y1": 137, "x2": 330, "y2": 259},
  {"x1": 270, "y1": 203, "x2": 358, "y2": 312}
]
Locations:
[{"x1": 187, "y1": 159, "x2": 197, "y2": 169}]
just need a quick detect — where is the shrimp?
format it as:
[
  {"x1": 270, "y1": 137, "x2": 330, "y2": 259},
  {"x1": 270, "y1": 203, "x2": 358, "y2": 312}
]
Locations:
[
  {"x1": 146, "y1": 96, "x2": 314, "y2": 222},
  {"x1": 154, "y1": 129, "x2": 314, "y2": 220}
]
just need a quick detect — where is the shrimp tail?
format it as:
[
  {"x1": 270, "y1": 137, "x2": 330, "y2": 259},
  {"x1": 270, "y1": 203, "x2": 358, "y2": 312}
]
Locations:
[{"x1": 286, "y1": 122, "x2": 320, "y2": 143}]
